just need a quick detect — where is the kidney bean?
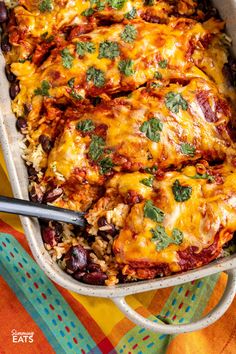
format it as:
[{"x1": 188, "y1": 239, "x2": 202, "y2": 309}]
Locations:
[
  {"x1": 27, "y1": 165, "x2": 39, "y2": 182},
  {"x1": 9, "y1": 81, "x2": 20, "y2": 100},
  {"x1": 65, "y1": 245, "x2": 88, "y2": 272},
  {"x1": 16, "y1": 117, "x2": 27, "y2": 131},
  {"x1": 73, "y1": 271, "x2": 86, "y2": 281},
  {"x1": 29, "y1": 186, "x2": 43, "y2": 203},
  {"x1": 39, "y1": 134, "x2": 52, "y2": 153},
  {"x1": 42, "y1": 226, "x2": 58, "y2": 246},
  {"x1": 5, "y1": 64, "x2": 16, "y2": 83},
  {"x1": 0, "y1": 2, "x2": 7, "y2": 23},
  {"x1": 82, "y1": 272, "x2": 107, "y2": 285},
  {"x1": 97, "y1": 216, "x2": 108, "y2": 228},
  {"x1": 44, "y1": 188, "x2": 63, "y2": 203},
  {"x1": 1, "y1": 34, "x2": 11, "y2": 52},
  {"x1": 51, "y1": 221, "x2": 63, "y2": 236},
  {"x1": 87, "y1": 263, "x2": 101, "y2": 273},
  {"x1": 98, "y1": 224, "x2": 117, "y2": 238},
  {"x1": 124, "y1": 190, "x2": 143, "y2": 205}
]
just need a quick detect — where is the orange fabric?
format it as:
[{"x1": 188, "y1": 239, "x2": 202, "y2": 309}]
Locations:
[
  {"x1": 167, "y1": 273, "x2": 236, "y2": 354},
  {"x1": 0, "y1": 277, "x2": 55, "y2": 354}
]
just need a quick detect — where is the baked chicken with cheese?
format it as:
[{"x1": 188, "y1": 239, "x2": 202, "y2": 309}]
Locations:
[{"x1": 2, "y1": 0, "x2": 236, "y2": 285}]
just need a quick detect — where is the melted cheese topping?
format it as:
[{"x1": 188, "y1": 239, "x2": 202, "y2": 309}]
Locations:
[
  {"x1": 4, "y1": 0, "x2": 236, "y2": 282},
  {"x1": 44, "y1": 77, "x2": 233, "y2": 186},
  {"x1": 10, "y1": 18, "x2": 222, "y2": 117},
  {"x1": 113, "y1": 163, "x2": 236, "y2": 272}
]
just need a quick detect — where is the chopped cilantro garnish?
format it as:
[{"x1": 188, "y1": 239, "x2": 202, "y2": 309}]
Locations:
[
  {"x1": 124, "y1": 7, "x2": 137, "y2": 19},
  {"x1": 172, "y1": 228, "x2": 184, "y2": 244},
  {"x1": 89, "y1": 135, "x2": 105, "y2": 161},
  {"x1": 77, "y1": 119, "x2": 95, "y2": 132},
  {"x1": 61, "y1": 48, "x2": 74, "y2": 69},
  {"x1": 94, "y1": 0, "x2": 106, "y2": 11},
  {"x1": 98, "y1": 41, "x2": 120, "y2": 59},
  {"x1": 40, "y1": 32, "x2": 54, "y2": 42},
  {"x1": 70, "y1": 91, "x2": 83, "y2": 100},
  {"x1": 39, "y1": 0, "x2": 53, "y2": 12},
  {"x1": 120, "y1": 24, "x2": 137, "y2": 43},
  {"x1": 144, "y1": 166, "x2": 158, "y2": 174},
  {"x1": 189, "y1": 173, "x2": 215, "y2": 182},
  {"x1": 180, "y1": 143, "x2": 196, "y2": 157},
  {"x1": 99, "y1": 157, "x2": 114, "y2": 174},
  {"x1": 151, "y1": 226, "x2": 183, "y2": 251},
  {"x1": 154, "y1": 71, "x2": 162, "y2": 79},
  {"x1": 81, "y1": 8, "x2": 95, "y2": 16},
  {"x1": 76, "y1": 42, "x2": 96, "y2": 57},
  {"x1": 144, "y1": 0, "x2": 154, "y2": 5},
  {"x1": 144, "y1": 200, "x2": 164, "y2": 223},
  {"x1": 172, "y1": 180, "x2": 192, "y2": 202},
  {"x1": 34, "y1": 80, "x2": 51, "y2": 96},
  {"x1": 108, "y1": 0, "x2": 126, "y2": 10},
  {"x1": 118, "y1": 59, "x2": 135, "y2": 76},
  {"x1": 86, "y1": 67, "x2": 105, "y2": 87},
  {"x1": 140, "y1": 176, "x2": 154, "y2": 187},
  {"x1": 67, "y1": 78, "x2": 75, "y2": 88},
  {"x1": 158, "y1": 59, "x2": 168, "y2": 69},
  {"x1": 140, "y1": 118, "x2": 163, "y2": 142},
  {"x1": 165, "y1": 92, "x2": 188, "y2": 114},
  {"x1": 151, "y1": 82, "x2": 162, "y2": 88}
]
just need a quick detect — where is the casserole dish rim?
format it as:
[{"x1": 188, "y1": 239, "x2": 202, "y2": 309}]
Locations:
[{"x1": 1, "y1": 0, "x2": 236, "y2": 333}]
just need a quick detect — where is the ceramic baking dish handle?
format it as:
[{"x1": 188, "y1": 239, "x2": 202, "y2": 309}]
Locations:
[{"x1": 113, "y1": 269, "x2": 236, "y2": 334}]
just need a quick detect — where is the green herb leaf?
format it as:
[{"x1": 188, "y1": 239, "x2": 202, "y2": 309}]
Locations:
[
  {"x1": 144, "y1": 200, "x2": 164, "y2": 223},
  {"x1": 89, "y1": 135, "x2": 105, "y2": 161},
  {"x1": 150, "y1": 82, "x2": 162, "y2": 88},
  {"x1": 77, "y1": 120, "x2": 95, "y2": 132},
  {"x1": 107, "y1": 0, "x2": 126, "y2": 10},
  {"x1": 158, "y1": 59, "x2": 168, "y2": 69},
  {"x1": 140, "y1": 118, "x2": 163, "y2": 142},
  {"x1": 81, "y1": 7, "x2": 95, "y2": 16},
  {"x1": 120, "y1": 24, "x2": 137, "y2": 43},
  {"x1": 99, "y1": 157, "x2": 114, "y2": 174},
  {"x1": 151, "y1": 226, "x2": 171, "y2": 251},
  {"x1": 40, "y1": 32, "x2": 54, "y2": 42},
  {"x1": 118, "y1": 59, "x2": 135, "y2": 76},
  {"x1": 154, "y1": 71, "x2": 162, "y2": 79},
  {"x1": 144, "y1": 0, "x2": 154, "y2": 5},
  {"x1": 151, "y1": 226, "x2": 183, "y2": 251},
  {"x1": 39, "y1": 0, "x2": 53, "y2": 12},
  {"x1": 61, "y1": 48, "x2": 74, "y2": 69},
  {"x1": 172, "y1": 228, "x2": 183, "y2": 244},
  {"x1": 70, "y1": 90, "x2": 83, "y2": 100},
  {"x1": 165, "y1": 92, "x2": 188, "y2": 114},
  {"x1": 124, "y1": 7, "x2": 137, "y2": 19},
  {"x1": 34, "y1": 80, "x2": 51, "y2": 96},
  {"x1": 98, "y1": 41, "x2": 120, "y2": 59},
  {"x1": 189, "y1": 173, "x2": 215, "y2": 182},
  {"x1": 140, "y1": 176, "x2": 154, "y2": 187},
  {"x1": 86, "y1": 67, "x2": 105, "y2": 87},
  {"x1": 172, "y1": 179, "x2": 192, "y2": 202},
  {"x1": 76, "y1": 42, "x2": 96, "y2": 57},
  {"x1": 93, "y1": 0, "x2": 106, "y2": 11},
  {"x1": 67, "y1": 78, "x2": 75, "y2": 88},
  {"x1": 144, "y1": 166, "x2": 158, "y2": 174},
  {"x1": 180, "y1": 143, "x2": 196, "y2": 157}
]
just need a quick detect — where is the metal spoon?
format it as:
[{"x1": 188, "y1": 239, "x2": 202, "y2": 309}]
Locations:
[{"x1": 0, "y1": 195, "x2": 86, "y2": 227}]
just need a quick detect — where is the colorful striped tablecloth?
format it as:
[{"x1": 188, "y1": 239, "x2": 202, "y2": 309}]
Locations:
[{"x1": 0, "y1": 149, "x2": 236, "y2": 354}]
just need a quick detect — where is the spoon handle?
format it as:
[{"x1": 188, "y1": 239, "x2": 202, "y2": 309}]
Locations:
[{"x1": 0, "y1": 195, "x2": 85, "y2": 227}]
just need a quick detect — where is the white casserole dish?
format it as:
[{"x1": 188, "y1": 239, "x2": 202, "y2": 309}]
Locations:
[{"x1": 1, "y1": 0, "x2": 236, "y2": 334}]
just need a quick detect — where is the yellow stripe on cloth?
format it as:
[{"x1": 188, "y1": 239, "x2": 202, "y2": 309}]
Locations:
[
  {"x1": 0, "y1": 150, "x2": 23, "y2": 232},
  {"x1": 69, "y1": 292, "x2": 160, "y2": 338}
]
